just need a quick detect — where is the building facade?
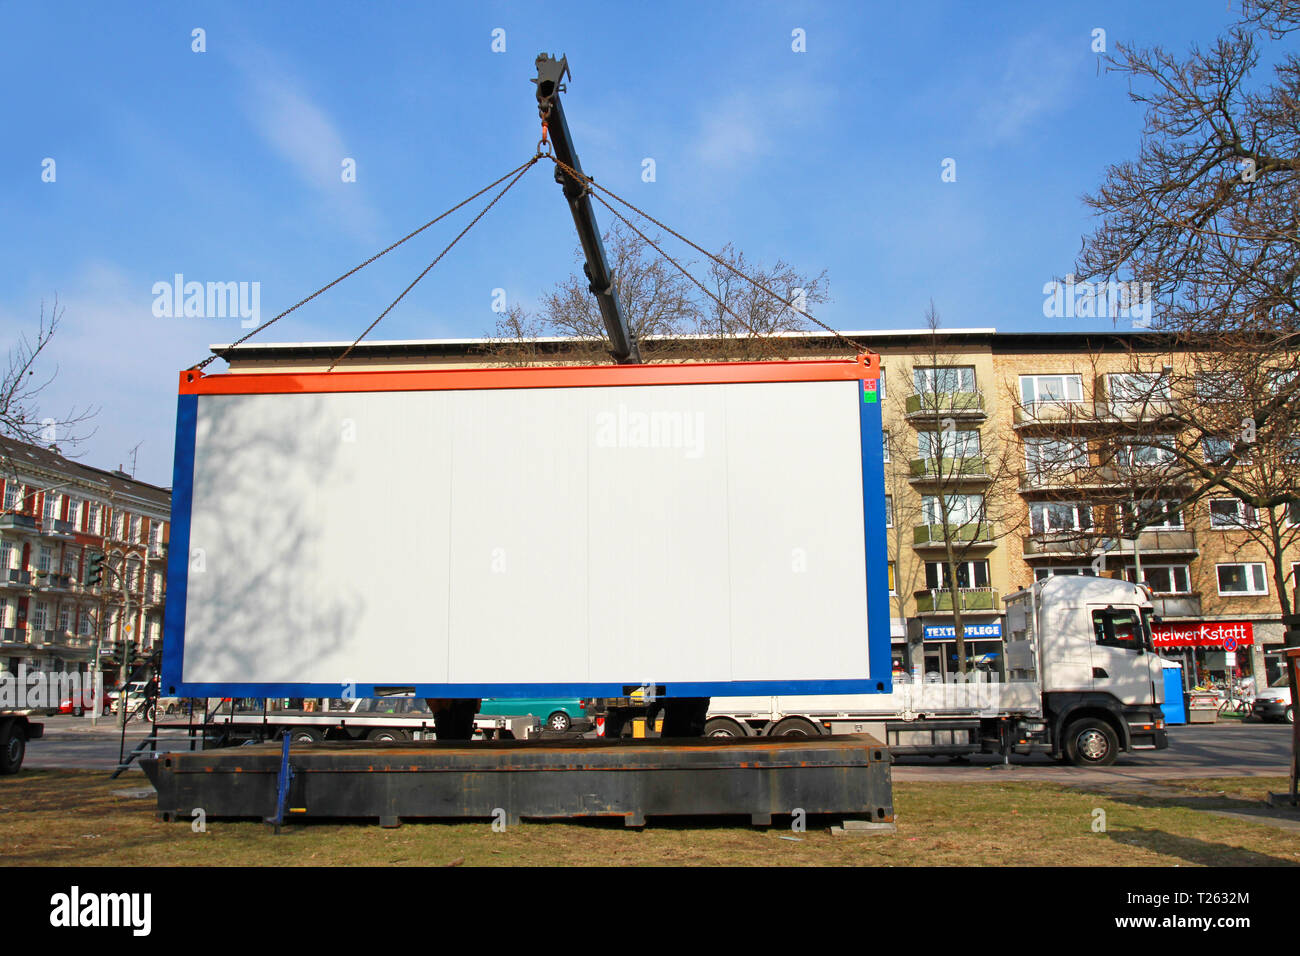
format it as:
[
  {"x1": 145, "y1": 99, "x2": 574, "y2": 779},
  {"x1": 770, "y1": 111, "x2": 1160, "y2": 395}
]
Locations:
[
  {"x1": 210, "y1": 329, "x2": 1298, "y2": 692},
  {"x1": 0, "y1": 440, "x2": 170, "y2": 685}
]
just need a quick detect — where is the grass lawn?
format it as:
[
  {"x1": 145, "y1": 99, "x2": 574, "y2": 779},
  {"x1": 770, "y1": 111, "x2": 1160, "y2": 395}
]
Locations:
[{"x1": 2, "y1": 770, "x2": 1298, "y2": 866}]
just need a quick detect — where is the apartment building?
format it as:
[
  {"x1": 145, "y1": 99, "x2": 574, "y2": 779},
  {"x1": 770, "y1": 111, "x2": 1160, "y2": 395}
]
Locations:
[
  {"x1": 0, "y1": 440, "x2": 170, "y2": 683},
  {"x1": 211, "y1": 328, "x2": 1298, "y2": 691}
]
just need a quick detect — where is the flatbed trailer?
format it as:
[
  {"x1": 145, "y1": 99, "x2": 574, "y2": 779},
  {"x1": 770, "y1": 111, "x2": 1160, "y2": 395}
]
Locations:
[
  {"x1": 199, "y1": 701, "x2": 539, "y2": 744},
  {"x1": 142, "y1": 734, "x2": 893, "y2": 828}
]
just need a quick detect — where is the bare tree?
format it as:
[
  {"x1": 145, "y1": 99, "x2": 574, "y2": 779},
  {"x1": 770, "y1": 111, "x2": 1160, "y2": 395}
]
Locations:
[
  {"x1": 905, "y1": 304, "x2": 1026, "y2": 676},
  {"x1": 1076, "y1": 5, "x2": 1300, "y2": 791},
  {"x1": 0, "y1": 298, "x2": 97, "y2": 504},
  {"x1": 485, "y1": 218, "x2": 831, "y2": 364}
]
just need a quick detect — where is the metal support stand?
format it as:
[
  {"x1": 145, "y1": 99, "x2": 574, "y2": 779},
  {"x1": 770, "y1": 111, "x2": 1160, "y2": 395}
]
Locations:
[
  {"x1": 988, "y1": 717, "x2": 1014, "y2": 771},
  {"x1": 267, "y1": 732, "x2": 295, "y2": 833}
]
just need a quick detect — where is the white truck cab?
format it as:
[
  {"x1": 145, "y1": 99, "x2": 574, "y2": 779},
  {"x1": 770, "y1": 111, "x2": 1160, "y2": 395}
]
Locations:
[{"x1": 1005, "y1": 575, "x2": 1168, "y2": 763}]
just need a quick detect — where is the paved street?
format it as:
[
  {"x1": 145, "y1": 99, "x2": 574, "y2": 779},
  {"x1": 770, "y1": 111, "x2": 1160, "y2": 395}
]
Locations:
[
  {"x1": 18, "y1": 715, "x2": 1296, "y2": 785},
  {"x1": 892, "y1": 722, "x2": 1295, "y2": 784}
]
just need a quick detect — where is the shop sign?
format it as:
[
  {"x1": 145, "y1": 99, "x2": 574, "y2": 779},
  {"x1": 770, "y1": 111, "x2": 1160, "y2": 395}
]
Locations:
[
  {"x1": 923, "y1": 621, "x2": 1002, "y2": 641},
  {"x1": 1152, "y1": 621, "x2": 1254, "y2": 650}
]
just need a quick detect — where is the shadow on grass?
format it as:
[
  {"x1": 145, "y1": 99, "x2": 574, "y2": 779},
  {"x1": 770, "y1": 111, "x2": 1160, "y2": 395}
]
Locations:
[{"x1": 1106, "y1": 827, "x2": 1298, "y2": 866}]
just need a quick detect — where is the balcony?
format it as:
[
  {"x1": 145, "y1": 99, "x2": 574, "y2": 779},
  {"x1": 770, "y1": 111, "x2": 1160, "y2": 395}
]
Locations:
[
  {"x1": 36, "y1": 570, "x2": 76, "y2": 592},
  {"x1": 1022, "y1": 533, "x2": 1094, "y2": 558},
  {"x1": 905, "y1": 391, "x2": 986, "y2": 422},
  {"x1": 1013, "y1": 402, "x2": 1091, "y2": 428},
  {"x1": 1106, "y1": 529, "x2": 1198, "y2": 555},
  {"x1": 41, "y1": 518, "x2": 77, "y2": 540},
  {"x1": 3, "y1": 569, "x2": 35, "y2": 589},
  {"x1": 1022, "y1": 528, "x2": 1198, "y2": 560},
  {"x1": 1153, "y1": 593, "x2": 1202, "y2": 619},
  {"x1": 914, "y1": 587, "x2": 1000, "y2": 613},
  {"x1": 0, "y1": 626, "x2": 28, "y2": 645},
  {"x1": 147, "y1": 543, "x2": 168, "y2": 563},
  {"x1": 913, "y1": 523, "x2": 996, "y2": 548},
  {"x1": 908, "y1": 456, "x2": 991, "y2": 484},
  {"x1": 28, "y1": 628, "x2": 57, "y2": 646},
  {"x1": 0, "y1": 513, "x2": 39, "y2": 533},
  {"x1": 1100, "y1": 399, "x2": 1176, "y2": 423}
]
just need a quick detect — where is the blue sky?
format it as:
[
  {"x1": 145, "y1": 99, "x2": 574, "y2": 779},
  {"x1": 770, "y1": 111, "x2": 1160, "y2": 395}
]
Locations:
[{"x1": 0, "y1": 1, "x2": 1254, "y2": 485}]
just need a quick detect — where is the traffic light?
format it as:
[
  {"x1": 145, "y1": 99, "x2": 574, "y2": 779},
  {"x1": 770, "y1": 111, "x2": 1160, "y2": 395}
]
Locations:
[{"x1": 85, "y1": 552, "x2": 105, "y2": 587}]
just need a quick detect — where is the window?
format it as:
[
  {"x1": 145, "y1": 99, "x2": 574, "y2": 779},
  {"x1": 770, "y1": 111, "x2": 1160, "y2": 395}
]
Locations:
[
  {"x1": 66, "y1": 499, "x2": 80, "y2": 528},
  {"x1": 1029, "y1": 501, "x2": 1092, "y2": 534},
  {"x1": 57, "y1": 606, "x2": 70, "y2": 632},
  {"x1": 1289, "y1": 502, "x2": 1300, "y2": 526},
  {"x1": 1034, "y1": 566, "x2": 1090, "y2": 581},
  {"x1": 1124, "y1": 499, "x2": 1184, "y2": 530},
  {"x1": 1202, "y1": 436, "x2": 1250, "y2": 466},
  {"x1": 918, "y1": 429, "x2": 980, "y2": 459},
  {"x1": 129, "y1": 515, "x2": 141, "y2": 543},
  {"x1": 31, "y1": 601, "x2": 49, "y2": 629},
  {"x1": 112, "y1": 512, "x2": 124, "y2": 539},
  {"x1": 914, "y1": 366, "x2": 976, "y2": 395},
  {"x1": 924, "y1": 560, "x2": 990, "y2": 590},
  {"x1": 1092, "y1": 607, "x2": 1142, "y2": 650},
  {"x1": 36, "y1": 546, "x2": 53, "y2": 573},
  {"x1": 1122, "y1": 436, "x2": 1176, "y2": 467},
  {"x1": 0, "y1": 599, "x2": 8, "y2": 628},
  {"x1": 2, "y1": 484, "x2": 16, "y2": 511},
  {"x1": 62, "y1": 548, "x2": 78, "y2": 577},
  {"x1": 1124, "y1": 565, "x2": 1191, "y2": 594},
  {"x1": 885, "y1": 496, "x2": 894, "y2": 528},
  {"x1": 78, "y1": 609, "x2": 92, "y2": 636},
  {"x1": 921, "y1": 494, "x2": 984, "y2": 526},
  {"x1": 86, "y1": 503, "x2": 100, "y2": 535},
  {"x1": 1107, "y1": 372, "x2": 1170, "y2": 405},
  {"x1": 1209, "y1": 498, "x2": 1258, "y2": 528},
  {"x1": 882, "y1": 431, "x2": 891, "y2": 462},
  {"x1": 888, "y1": 562, "x2": 897, "y2": 595},
  {"x1": 1217, "y1": 563, "x2": 1268, "y2": 595},
  {"x1": 1196, "y1": 372, "x2": 1246, "y2": 402},
  {"x1": 1020, "y1": 374, "x2": 1084, "y2": 407},
  {"x1": 42, "y1": 494, "x2": 55, "y2": 522},
  {"x1": 1025, "y1": 438, "x2": 1088, "y2": 475},
  {"x1": 0, "y1": 541, "x2": 11, "y2": 571},
  {"x1": 150, "y1": 523, "x2": 163, "y2": 552},
  {"x1": 126, "y1": 558, "x2": 142, "y2": 592}
]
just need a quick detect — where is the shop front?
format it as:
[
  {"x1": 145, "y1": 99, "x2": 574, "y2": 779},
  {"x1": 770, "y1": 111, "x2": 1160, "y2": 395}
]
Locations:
[
  {"x1": 915, "y1": 619, "x2": 1005, "y2": 681},
  {"x1": 1152, "y1": 620, "x2": 1255, "y2": 690}
]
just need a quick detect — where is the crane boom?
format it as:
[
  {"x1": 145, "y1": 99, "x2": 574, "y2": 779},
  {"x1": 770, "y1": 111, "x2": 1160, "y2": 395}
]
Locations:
[{"x1": 534, "y1": 53, "x2": 642, "y2": 364}]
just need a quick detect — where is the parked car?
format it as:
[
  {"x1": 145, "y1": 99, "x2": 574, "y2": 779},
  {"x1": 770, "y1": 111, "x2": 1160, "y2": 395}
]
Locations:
[
  {"x1": 58, "y1": 690, "x2": 109, "y2": 717},
  {"x1": 478, "y1": 698, "x2": 588, "y2": 733},
  {"x1": 1252, "y1": 675, "x2": 1294, "y2": 724}
]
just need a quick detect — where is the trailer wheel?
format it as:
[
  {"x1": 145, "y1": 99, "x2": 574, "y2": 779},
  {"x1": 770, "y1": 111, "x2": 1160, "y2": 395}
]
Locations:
[
  {"x1": 546, "y1": 711, "x2": 572, "y2": 733},
  {"x1": 0, "y1": 720, "x2": 26, "y2": 774},
  {"x1": 770, "y1": 717, "x2": 822, "y2": 737},
  {"x1": 1063, "y1": 718, "x2": 1118, "y2": 767},
  {"x1": 703, "y1": 717, "x2": 747, "y2": 738},
  {"x1": 367, "y1": 728, "x2": 410, "y2": 742}
]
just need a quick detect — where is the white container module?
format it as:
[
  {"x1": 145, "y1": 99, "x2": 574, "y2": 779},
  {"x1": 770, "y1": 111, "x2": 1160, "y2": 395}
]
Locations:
[{"x1": 162, "y1": 357, "x2": 891, "y2": 702}]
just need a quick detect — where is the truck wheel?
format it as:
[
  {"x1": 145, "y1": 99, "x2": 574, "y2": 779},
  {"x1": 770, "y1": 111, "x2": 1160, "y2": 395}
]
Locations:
[
  {"x1": 367, "y1": 728, "x2": 410, "y2": 742},
  {"x1": 73, "y1": 706, "x2": 84, "y2": 718},
  {"x1": 1287, "y1": 707, "x2": 1294, "y2": 725},
  {"x1": 1064, "y1": 718, "x2": 1118, "y2": 767},
  {"x1": 287, "y1": 728, "x2": 323, "y2": 744},
  {"x1": 703, "y1": 717, "x2": 747, "y2": 738},
  {"x1": 770, "y1": 717, "x2": 822, "y2": 737},
  {"x1": 546, "y1": 711, "x2": 572, "y2": 733},
  {"x1": 0, "y1": 721, "x2": 25, "y2": 774}
]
